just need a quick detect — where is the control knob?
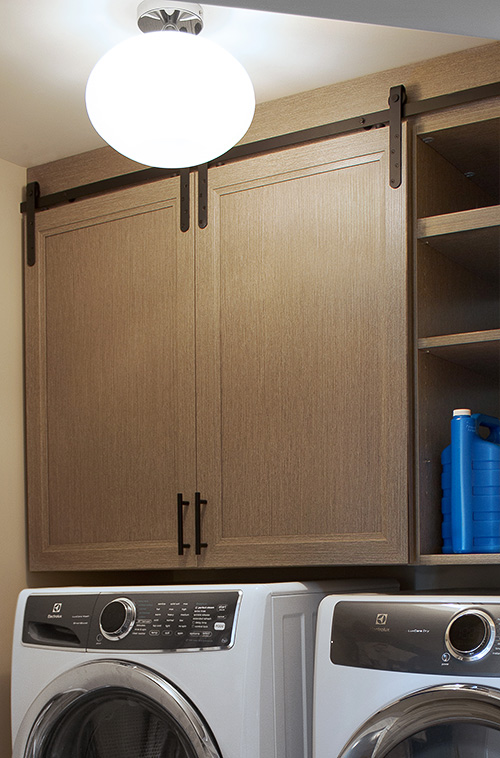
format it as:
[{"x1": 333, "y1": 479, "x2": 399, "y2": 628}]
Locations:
[
  {"x1": 445, "y1": 609, "x2": 496, "y2": 661},
  {"x1": 99, "y1": 597, "x2": 136, "y2": 641}
]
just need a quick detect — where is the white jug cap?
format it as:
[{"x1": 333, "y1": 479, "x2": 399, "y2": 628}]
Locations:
[{"x1": 453, "y1": 409, "x2": 471, "y2": 416}]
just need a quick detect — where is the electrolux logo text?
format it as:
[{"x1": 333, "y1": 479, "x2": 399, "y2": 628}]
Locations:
[
  {"x1": 48, "y1": 601, "x2": 63, "y2": 619},
  {"x1": 374, "y1": 612, "x2": 390, "y2": 632}
]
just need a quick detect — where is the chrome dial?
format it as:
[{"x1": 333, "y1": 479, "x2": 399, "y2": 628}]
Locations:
[
  {"x1": 99, "y1": 597, "x2": 136, "y2": 641},
  {"x1": 445, "y1": 609, "x2": 496, "y2": 661}
]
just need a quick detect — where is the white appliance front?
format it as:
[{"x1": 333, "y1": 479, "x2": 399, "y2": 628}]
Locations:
[
  {"x1": 313, "y1": 593, "x2": 500, "y2": 758},
  {"x1": 12, "y1": 579, "x2": 392, "y2": 758}
]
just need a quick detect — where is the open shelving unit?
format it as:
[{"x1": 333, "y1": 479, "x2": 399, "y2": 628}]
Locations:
[{"x1": 412, "y1": 98, "x2": 500, "y2": 563}]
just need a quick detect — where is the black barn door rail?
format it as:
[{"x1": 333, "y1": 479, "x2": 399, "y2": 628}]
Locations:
[{"x1": 22, "y1": 81, "x2": 500, "y2": 265}]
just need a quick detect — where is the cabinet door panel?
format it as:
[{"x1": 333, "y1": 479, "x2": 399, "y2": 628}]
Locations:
[
  {"x1": 26, "y1": 183, "x2": 196, "y2": 570},
  {"x1": 196, "y1": 130, "x2": 408, "y2": 566}
]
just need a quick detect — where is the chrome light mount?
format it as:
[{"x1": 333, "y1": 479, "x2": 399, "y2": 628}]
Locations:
[{"x1": 137, "y1": 1, "x2": 203, "y2": 34}]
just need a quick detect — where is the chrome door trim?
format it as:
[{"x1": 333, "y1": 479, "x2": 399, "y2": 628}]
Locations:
[
  {"x1": 339, "y1": 683, "x2": 500, "y2": 758},
  {"x1": 14, "y1": 659, "x2": 221, "y2": 758}
]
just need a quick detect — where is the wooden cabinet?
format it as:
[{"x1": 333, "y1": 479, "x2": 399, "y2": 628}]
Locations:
[
  {"x1": 25, "y1": 180, "x2": 198, "y2": 569},
  {"x1": 196, "y1": 130, "x2": 409, "y2": 567},
  {"x1": 25, "y1": 127, "x2": 409, "y2": 571},
  {"x1": 412, "y1": 98, "x2": 500, "y2": 563}
]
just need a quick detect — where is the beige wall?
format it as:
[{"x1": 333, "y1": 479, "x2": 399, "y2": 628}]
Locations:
[{"x1": 0, "y1": 157, "x2": 27, "y2": 754}]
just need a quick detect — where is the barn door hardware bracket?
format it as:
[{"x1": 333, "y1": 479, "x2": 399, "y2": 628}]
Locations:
[
  {"x1": 180, "y1": 169, "x2": 190, "y2": 232},
  {"x1": 388, "y1": 85, "x2": 406, "y2": 189},
  {"x1": 180, "y1": 165, "x2": 208, "y2": 231},
  {"x1": 21, "y1": 82, "x2": 498, "y2": 226},
  {"x1": 26, "y1": 181, "x2": 40, "y2": 266},
  {"x1": 198, "y1": 164, "x2": 208, "y2": 229}
]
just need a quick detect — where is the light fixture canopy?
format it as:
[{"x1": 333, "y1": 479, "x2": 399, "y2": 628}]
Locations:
[
  {"x1": 136, "y1": 1, "x2": 204, "y2": 34},
  {"x1": 85, "y1": 2, "x2": 255, "y2": 169}
]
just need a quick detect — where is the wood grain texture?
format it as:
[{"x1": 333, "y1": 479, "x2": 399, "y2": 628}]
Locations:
[
  {"x1": 25, "y1": 178, "x2": 197, "y2": 570},
  {"x1": 418, "y1": 553, "x2": 500, "y2": 565},
  {"x1": 415, "y1": 105, "x2": 499, "y2": 201},
  {"x1": 418, "y1": 206, "x2": 500, "y2": 238},
  {"x1": 25, "y1": 131, "x2": 410, "y2": 569},
  {"x1": 421, "y1": 229, "x2": 499, "y2": 286},
  {"x1": 414, "y1": 96, "x2": 500, "y2": 136},
  {"x1": 195, "y1": 129, "x2": 409, "y2": 566},
  {"x1": 26, "y1": 133, "x2": 409, "y2": 571},
  {"x1": 419, "y1": 329, "x2": 500, "y2": 348},
  {"x1": 413, "y1": 100, "x2": 499, "y2": 224},
  {"x1": 416, "y1": 240, "x2": 499, "y2": 337},
  {"x1": 417, "y1": 208, "x2": 500, "y2": 291},
  {"x1": 418, "y1": 335, "x2": 499, "y2": 381},
  {"x1": 415, "y1": 139, "x2": 494, "y2": 218}
]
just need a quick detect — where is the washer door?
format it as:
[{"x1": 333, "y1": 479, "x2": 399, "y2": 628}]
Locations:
[
  {"x1": 14, "y1": 659, "x2": 221, "y2": 758},
  {"x1": 338, "y1": 684, "x2": 500, "y2": 758}
]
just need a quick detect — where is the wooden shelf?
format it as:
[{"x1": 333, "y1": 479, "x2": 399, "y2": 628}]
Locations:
[
  {"x1": 418, "y1": 553, "x2": 500, "y2": 565},
  {"x1": 414, "y1": 103, "x2": 500, "y2": 566},
  {"x1": 418, "y1": 329, "x2": 500, "y2": 379},
  {"x1": 417, "y1": 205, "x2": 500, "y2": 239},
  {"x1": 417, "y1": 205, "x2": 500, "y2": 283}
]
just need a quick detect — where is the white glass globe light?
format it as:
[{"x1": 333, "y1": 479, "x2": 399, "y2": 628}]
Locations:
[{"x1": 85, "y1": 30, "x2": 255, "y2": 168}]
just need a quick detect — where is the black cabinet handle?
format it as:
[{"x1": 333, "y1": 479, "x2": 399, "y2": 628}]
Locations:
[
  {"x1": 177, "y1": 494, "x2": 190, "y2": 555},
  {"x1": 195, "y1": 492, "x2": 208, "y2": 554}
]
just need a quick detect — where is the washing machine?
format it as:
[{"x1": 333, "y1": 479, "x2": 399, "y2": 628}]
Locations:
[
  {"x1": 313, "y1": 593, "x2": 500, "y2": 758},
  {"x1": 12, "y1": 580, "x2": 394, "y2": 758}
]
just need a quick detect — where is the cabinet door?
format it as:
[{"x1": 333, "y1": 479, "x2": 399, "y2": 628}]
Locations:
[
  {"x1": 25, "y1": 179, "x2": 197, "y2": 570},
  {"x1": 196, "y1": 129, "x2": 408, "y2": 566}
]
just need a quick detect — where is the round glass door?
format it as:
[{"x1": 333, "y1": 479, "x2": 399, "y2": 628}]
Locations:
[
  {"x1": 36, "y1": 687, "x2": 199, "y2": 758},
  {"x1": 15, "y1": 660, "x2": 221, "y2": 758},
  {"x1": 383, "y1": 721, "x2": 500, "y2": 757},
  {"x1": 338, "y1": 684, "x2": 500, "y2": 758}
]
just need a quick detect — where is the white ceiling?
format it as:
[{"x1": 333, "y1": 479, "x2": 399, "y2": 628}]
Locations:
[
  {"x1": 0, "y1": 1, "x2": 495, "y2": 169},
  {"x1": 202, "y1": 0, "x2": 500, "y2": 40}
]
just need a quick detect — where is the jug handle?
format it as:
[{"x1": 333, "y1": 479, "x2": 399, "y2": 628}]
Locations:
[{"x1": 472, "y1": 413, "x2": 500, "y2": 444}]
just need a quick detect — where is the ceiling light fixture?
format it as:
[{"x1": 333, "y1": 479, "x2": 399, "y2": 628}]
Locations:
[{"x1": 85, "y1": 2, "x2": 256, "y2": 168}]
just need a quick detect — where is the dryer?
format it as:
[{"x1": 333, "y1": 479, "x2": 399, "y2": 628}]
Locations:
[
  {"x1": 12, "y1": 580, "x2": 390, "y2": 758},
  {"x1": 313, "y1": 593, "x2": 500, "y2": 758}
]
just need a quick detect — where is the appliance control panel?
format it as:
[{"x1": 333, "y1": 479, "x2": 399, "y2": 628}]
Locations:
[
  {"x1": 22, "y1": 591, "x2": 241, "y2": 651},
  {"x1": 330, "y1": 601, "x2": 500, "y2": 676}
]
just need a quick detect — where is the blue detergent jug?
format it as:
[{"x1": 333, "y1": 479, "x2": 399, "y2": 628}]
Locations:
[{"x1": 441, "y1": 409, "x2": 500, "y2": 553}]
